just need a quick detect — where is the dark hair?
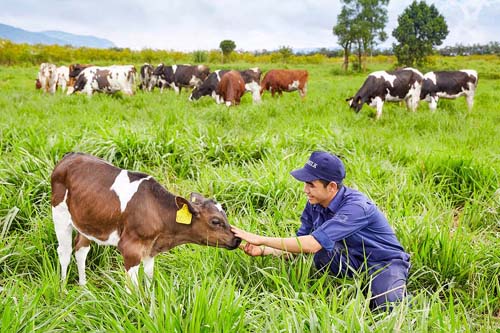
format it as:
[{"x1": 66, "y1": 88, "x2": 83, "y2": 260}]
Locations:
[{"x1": 319, "y1": 179, "x2": 342, "y2": 189}]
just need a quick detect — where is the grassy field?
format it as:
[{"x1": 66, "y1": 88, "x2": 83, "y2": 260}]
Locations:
[{"x1": 0, "y1": 57, "x2": 499, "y2": 332}]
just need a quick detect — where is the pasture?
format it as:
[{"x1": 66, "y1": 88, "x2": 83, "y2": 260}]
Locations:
[{"x1": 0, "y1": 57, "x2": 499, "y2": 332}]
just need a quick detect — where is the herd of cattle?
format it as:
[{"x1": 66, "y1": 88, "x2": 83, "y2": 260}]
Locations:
[{"x1": 36, "y1": 63, "x2": 478, "y2": 118}]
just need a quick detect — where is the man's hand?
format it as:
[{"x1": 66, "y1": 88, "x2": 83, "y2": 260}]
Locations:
[
  {"x1": 231, "y1": 226, "x2": 263, "y2": 245},
  {"x1": 239, "y1": 243, "x2": 265, "y2": 256}
]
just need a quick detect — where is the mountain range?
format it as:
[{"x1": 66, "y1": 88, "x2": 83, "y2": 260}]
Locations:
[{"x1": 0, "y1": 23, "x2": 115, "y2": 48}]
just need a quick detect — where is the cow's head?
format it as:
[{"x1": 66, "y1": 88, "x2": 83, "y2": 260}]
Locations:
[
  {"x1": 174, "y1": 193, "x2": 241, "y2": 249},
  {"x1": 346, "y1": 96, "x2": 363, "y2": 113}
]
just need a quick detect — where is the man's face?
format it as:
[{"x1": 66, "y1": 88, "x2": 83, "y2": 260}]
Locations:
[{"x1": 303, "y1": 180, "x2": 337, "y2": 208}]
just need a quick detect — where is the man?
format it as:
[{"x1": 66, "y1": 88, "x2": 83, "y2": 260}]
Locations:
[{"x1": 231, "y1": 151, "x2": 410, "y2": 310}]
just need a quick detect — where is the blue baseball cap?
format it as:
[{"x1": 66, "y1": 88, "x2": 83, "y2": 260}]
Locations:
[{"x1": 290, "y1": 151, "x2": 346, "y2": 183}]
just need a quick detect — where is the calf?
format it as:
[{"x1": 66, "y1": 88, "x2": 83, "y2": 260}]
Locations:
[
  {"x1": 139, "y1": 63, "x2": 154, "y2": 91},
  {"x1": 56, "y1": 66, "x2": 70, "y2": 93},
  {"x1": 71, "y1": 65, "x2": 136, "y2": 96},
  {"x1": 38, "y1": 63, "x2": 58, "y2": 94},
  {"x1": 153, "y1": 64, "x2": 210, "y2": 94},
  {"x1": 189, "y1": 68, "x2": 262, "y2": 103},
  {"x1": 215, "y1": 70, "x2": 246, "y2": 106},
  {"x1": 51, "y1": 152, "x2": 241, "y2": 286},
  {"x1": 260, "y1": 69, "x2": 308, "y2": 99},
  {"x1": 420, "y1": 70, "x2": 478, "y2": 112},
  {"x1": 67, "y1": 64, "x2": 93, "y2": 94},
  {"x1": 347, "y1": 67, "x2": 423, "y2": 119}
]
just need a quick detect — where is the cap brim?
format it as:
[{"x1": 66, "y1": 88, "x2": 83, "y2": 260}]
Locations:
[{"x1": 290, "y1": 168, "x2": 318, "y2": 182}]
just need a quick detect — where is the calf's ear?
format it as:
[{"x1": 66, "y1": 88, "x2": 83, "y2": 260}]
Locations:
[
  {"x1": 189, "y1": 192, "x2": 206, "y2": 203},
  {"x1": 175, "y1": 196, "x2": 199, "y2": 216}
]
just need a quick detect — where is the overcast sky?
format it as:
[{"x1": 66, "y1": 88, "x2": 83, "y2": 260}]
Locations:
[{"x1": 1, "y1": 0, "x2": 499, "y2": 51}]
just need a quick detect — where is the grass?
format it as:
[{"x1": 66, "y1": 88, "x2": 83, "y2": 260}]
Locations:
[{"x1": 0, "y1": 57, "x2": 499, "y2": 332}]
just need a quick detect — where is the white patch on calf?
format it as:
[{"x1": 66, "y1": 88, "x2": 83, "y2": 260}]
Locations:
[
  {"x1": 215, "y1": 70, "x2": 222, "y2": 82},
  {"x1": 371, "y1": 71, "x2": 397, "y2": 87},
  {"x1": 424, "y1": 72, "x2": 437, "y2": 85},
  {"x1": 245, "y1": 81, "x2": 261, "y2": 103},
  {"x1": 215, "y1": 203, "x2": 224, "y2": 213},
  {"x1": 110, "y1": 170, "x2": 151, "y2": 212},
  {"x1": 52, "y1": 190, "x2": 73, "y2": 281},
  {"x1": 189, "y1": 75, "x2": 202, "y2": 87},
  {"x1": 172, "y1": 65, "x2": 177, "y2": 74},
  {"x1": 288, "y1": 80, "x2": 300, "y2": 91}
]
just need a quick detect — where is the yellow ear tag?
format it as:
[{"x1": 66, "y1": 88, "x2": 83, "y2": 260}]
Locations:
[{"x1": 176, "y1": 204, "x2": 192, "y2": 225}]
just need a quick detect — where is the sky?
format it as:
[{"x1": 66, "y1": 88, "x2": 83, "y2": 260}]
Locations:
[{"x1": 0, "y1": 0, "x2": 499, "y2": 52}]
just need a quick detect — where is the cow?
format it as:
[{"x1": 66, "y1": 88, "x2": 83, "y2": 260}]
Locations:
[
  {"x1": 138, "y1": 63, "x2": 155, "y2": 91},
  {"x1": 346, "y1": 67, "x2": 423, "y2": 119},
  {"x1": 420, "y1": 70, "x2": 478, "y2": 112},
  {"x1": 189, "y1": 68, "x2": 262, "y2": 103},
  {"x1": 37, "y1": 63, "x2": 58, "y2": 94},
  {"x1": 51, "y1": 152, "x2": 241, "y2": 287},
  {"x1": 67, "y1": 64, "x2": 93, "y2": 94},
  {"x1": 260, "y1": 69, "x2": 309, "y2": 99},
  {"x1": 35, "y1": 79, "x2": 42, "y2": 89},
  {"x1": 70, "y1": 65, "x2": 136, "y2": 96},
  {"x1": 215, "y1": 70, "x2": 246, "y2": 107},
  {"x1": 152, "y1": 64, "x2": 210, "y2": 94},
  {"x1": 56, "y1": 66, "x2": 70, "y2": 93}
]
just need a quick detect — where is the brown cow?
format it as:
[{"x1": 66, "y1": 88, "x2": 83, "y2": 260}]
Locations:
[
  {"x1": 51, "y1": 152, "x2": 241, "y2": 286},
  {"x1": 215, "y1": 70, "x2": 246, "y2": 106},
  {"x1": 260, "y1": 69, "x2": 308, "y2": 99}
]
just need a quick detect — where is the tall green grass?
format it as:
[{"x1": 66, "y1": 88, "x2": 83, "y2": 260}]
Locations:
[{"x1": 0, "y1": 60, "x2": 499, "y2": 332}]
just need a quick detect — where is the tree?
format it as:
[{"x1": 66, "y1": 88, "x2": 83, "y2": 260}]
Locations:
[
  {"x1": 333, "y1": 0, "x2": 389, "y2": 72},
  {"x1": 392, "y1": 1, "x2": 448, "y2": 67},
  {"x1": 219, "y1": 40, "x2": 236, "y2": 63},
  {"x1": 278, "y1": 45, "x2": 293, "y2": 63},
  {"x1": 333, "y1": 6, "x2": 356, "y2": 71}
]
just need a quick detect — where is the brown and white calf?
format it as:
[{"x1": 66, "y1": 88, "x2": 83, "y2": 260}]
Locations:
[
  {"x1": 56, "y1": 66, "x2": 70, "y2": 93},
  {"x1": 38, "y1": 63, "x2": 58, "y2": 94},
  {"x1": 51, "y1": 152, "x2": 241, "y2": 286},
  {"x1": 420, "y1": 70, "x2": 478, "y2": 112},
  {"x1": 260, "y1": 69, "x2": 308, "y2": 99},
  {"x1": 67, "y1": 64, "x2": 93, "y2": 94},
  {"x1": 346, "y1": 67, "x2": 423, "y2": 119},
  {"x1": 189, "y1": 68, "x2": 262, "y2": 104},
  {"x1": 215, "y1": 70, "x2": 246, "y2": 106},
  {"x1": 70, "y1": 65, "x2": 136, "y2": 96}
]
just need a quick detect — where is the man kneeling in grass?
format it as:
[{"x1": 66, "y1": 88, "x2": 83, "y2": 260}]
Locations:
[{"x1": 231, "y1": 151, "x2": 410, "y2": 310}]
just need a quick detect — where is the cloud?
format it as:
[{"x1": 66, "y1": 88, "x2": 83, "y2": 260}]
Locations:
[{"x1": 0, "y1": 0, "x2": 498, "y2": 51}]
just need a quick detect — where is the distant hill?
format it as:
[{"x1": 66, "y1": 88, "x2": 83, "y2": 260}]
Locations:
[{"x1": 0, "y1": 23, "x2": 115, "y2": 48}]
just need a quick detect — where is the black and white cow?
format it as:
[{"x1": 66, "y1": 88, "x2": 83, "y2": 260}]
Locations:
[
  {"x1": 152, "y1": 64, "x2": 210, "y2": 94},
  {"x1": 138, "y1": 63, "x2": 154, "y2": 91},
  {"x1": 420, "y1": 70, "x2": 478, "y2": 112},
  {"x1": 347, "y1": 68, "x2": 423, "y2": 119},
  {"x1": 71, "y1": 65, "x2": 136, "y2": 96},
  {"x1": 189, "y1": 68, "x2": 262, "y2": 103}
]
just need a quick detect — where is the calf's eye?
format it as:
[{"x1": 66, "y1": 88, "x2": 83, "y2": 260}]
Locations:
[{"x1": 211, "y1": 219, "x2": 222, "y2": 226}]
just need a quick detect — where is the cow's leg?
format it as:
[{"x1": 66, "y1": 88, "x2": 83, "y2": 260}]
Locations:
[
  {"x1": 375, "y1": 97, "x2": 384, "y2": 119},
  {"x1": 74, "y1": 233, "x2": 91, "y2": 286},
  {"x1": 142, "y1": 256, "x2": 154, "y2": 287},
  {"x1": 429, "y1": 96, "x2": 438, "y2": 112},
  {"x1": 52, "y1": 191, "x2": 73, "y2": 282},
  {"x1": 466, "y1": 92, "x2": 474, "y2": 111},
  {"x1": 299, "y1": 83, "x2": 307, "y2": 99},
  {"x1": 118, "y1": 237, "x2": 143, "y2": 288}
]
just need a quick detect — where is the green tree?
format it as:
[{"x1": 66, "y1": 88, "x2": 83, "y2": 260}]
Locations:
[
  {"x1": 392, "y1": 0, "x2": 448, "y2": 67},
  {"x1": 333, "y1": 0, "x2": 388, "y2": 72},
  {"x1": 333, "y1": 6, "x2": 356, "y2": 71},
  {"x1": 219, "y1": 40, "x2": 236, "y2": 63},
  {"x1": 278, "y1": 45, "x2": 293, "y2": 63}
]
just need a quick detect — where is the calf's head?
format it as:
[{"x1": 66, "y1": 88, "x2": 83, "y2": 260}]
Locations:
[
  {"x1": 175, "y1": 193, "x2": 241, "y2": 249},
  {"x1": 346, "y1": 96, "x2": 363, "y2": 112}
]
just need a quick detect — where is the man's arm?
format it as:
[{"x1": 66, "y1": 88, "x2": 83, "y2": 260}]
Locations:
[{"x1": 232, "y1": 226, "x2": 323, "y2": 254}]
